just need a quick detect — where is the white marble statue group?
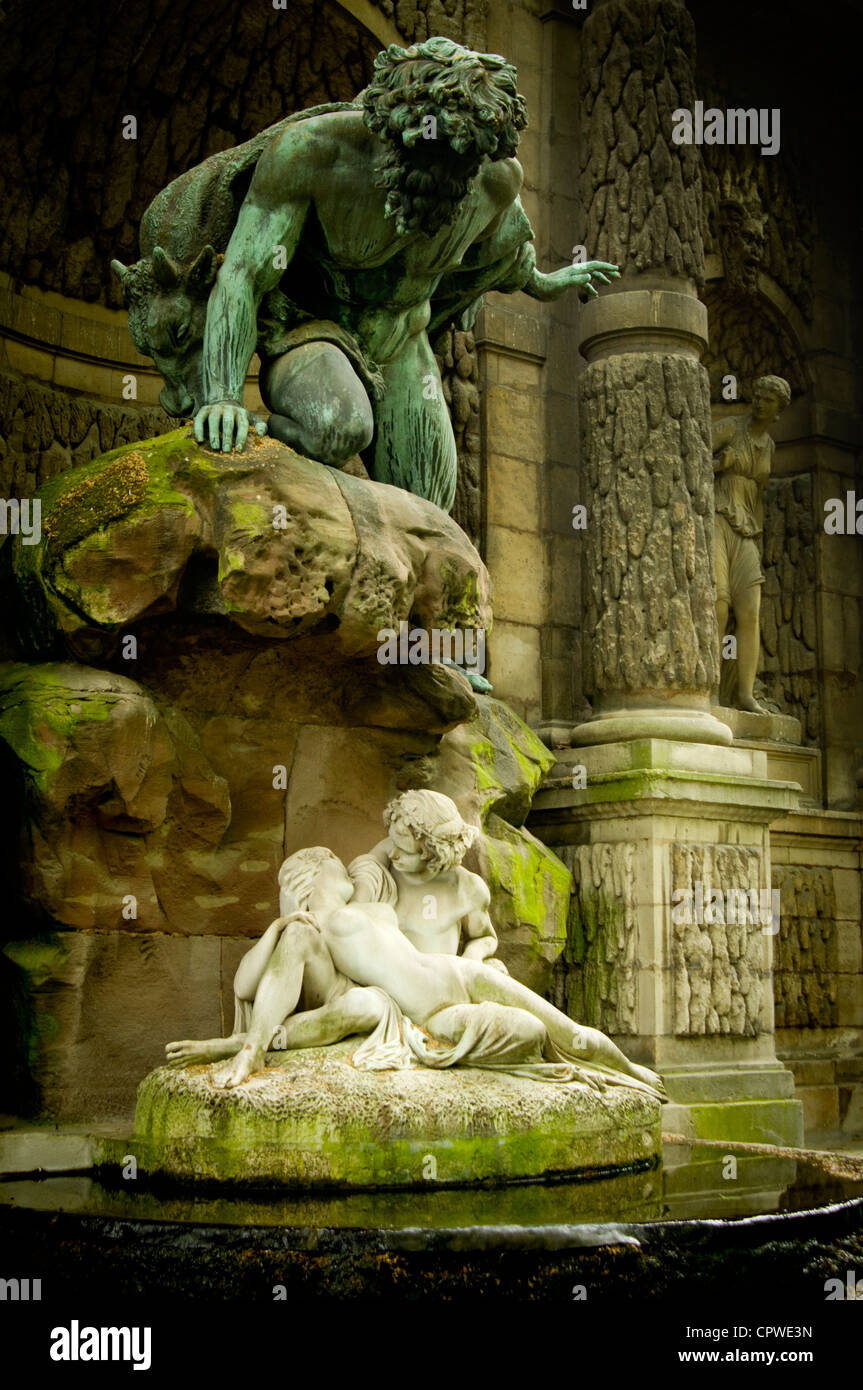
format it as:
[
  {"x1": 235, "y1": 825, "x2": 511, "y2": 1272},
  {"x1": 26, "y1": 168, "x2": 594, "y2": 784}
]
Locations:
[{"x1": 167, "y1": 790, "x2": 664, "y2": 1099}]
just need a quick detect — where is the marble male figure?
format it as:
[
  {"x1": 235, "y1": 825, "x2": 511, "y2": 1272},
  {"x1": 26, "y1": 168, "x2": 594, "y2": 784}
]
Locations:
[{"x1": 363, "y1": 789, "x2": 506, "y2": 967}]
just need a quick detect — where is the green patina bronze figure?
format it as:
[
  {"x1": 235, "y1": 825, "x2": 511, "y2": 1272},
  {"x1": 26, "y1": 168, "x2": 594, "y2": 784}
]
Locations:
[{"x1": 112, "y1": 37, "x2": 618, "y2": 512}]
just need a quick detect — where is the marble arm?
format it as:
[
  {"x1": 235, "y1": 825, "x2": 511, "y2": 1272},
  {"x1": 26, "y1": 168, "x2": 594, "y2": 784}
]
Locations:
[
  {"x1": 711, "y1": 417, "x2": 738, "y2": 469},
  {"x1": 460, "y1": 891, "x2": 508, "y2": 972}
]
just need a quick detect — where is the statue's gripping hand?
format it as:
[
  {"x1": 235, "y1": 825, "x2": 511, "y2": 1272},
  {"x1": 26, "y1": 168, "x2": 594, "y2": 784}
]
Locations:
[{"x1": 194, "y1": 402, "x2": 268, "y2": 453}]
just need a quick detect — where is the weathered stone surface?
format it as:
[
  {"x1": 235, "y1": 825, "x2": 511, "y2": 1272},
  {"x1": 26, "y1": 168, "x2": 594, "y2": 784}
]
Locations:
[
  {"x1": 758, "y1": 474, "x2": 819, "y2": 740},
  {"x1": 1, "y1": 931, "x2": 234, "y2": 1119},
  {"x1": 0, "y1": 370, "x2": 170, "y2": 505},
  {"x1": 435, "y1": 693, "x2": 553, "y2": 828},
  {"x1": 132, "y1": 1041, "x2": 661, "y2": 1186},
  {"x1": 13, "y1": 428, "x2": 491, "y2": 659},
  {"x1": 0, "y1": 661, "x2": 230, "y2": 931},
  {"x1": 550, "y1": 842, "x2": 640, "y2": 1037},
  {"x1": 772, "y1": 867, "x2": 838, "y2": 1029},
  {"x1": 701, "y1": 125, "x2": 814, "y2": 321},
  {"x1": 0, "y1": 0, "x2": 382, "y2": 306},
  {"x1": 578, "y1": 0, "x2": 704, "y2": 281},
  {"x1": 0, "y1": 661, "x2": 474, "y2": 941},
  {"x1": 433, "y1": 325, "x2": 481, "y2": 547},
  {"x1": 0, "y1": 418, "x2": 490, "y2": 944},
  {"x1": 671, "y1": 844, "x2": 769, "y2": 1038},
  {"x1": 473, "y1": 813, "x2": 571, "y2": 994},
  {"x1": 703, "y1": 291, "x2": 807, "y2": 404},
  {"x1": 579, "y1": 353, "x2": 718, "y2": 699}
]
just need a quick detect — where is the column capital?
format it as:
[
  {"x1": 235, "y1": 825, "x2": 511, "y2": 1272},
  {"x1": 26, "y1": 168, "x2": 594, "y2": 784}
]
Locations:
[{"x1": 577, "y1": 288, "x2": 709, "y2": 363}]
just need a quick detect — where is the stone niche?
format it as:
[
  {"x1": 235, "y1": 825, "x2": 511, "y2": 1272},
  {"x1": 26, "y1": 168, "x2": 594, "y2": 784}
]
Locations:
[{"x1": 0, "y1": 428, "x2": 570, "y2": 1120}]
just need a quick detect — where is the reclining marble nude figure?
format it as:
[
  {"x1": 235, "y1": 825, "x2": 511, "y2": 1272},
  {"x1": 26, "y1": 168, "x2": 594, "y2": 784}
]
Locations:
[{"x1": 166, "y1": 793, "x2": 664, "y2": 1099}]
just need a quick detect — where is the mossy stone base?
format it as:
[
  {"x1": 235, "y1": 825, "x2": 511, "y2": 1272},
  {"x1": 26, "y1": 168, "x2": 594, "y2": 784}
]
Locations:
[
  {"x1": 664, "y1": 1098, "x2": 804, "y2": 1148},
  {"x1": 131, "y1": 1042, "x2": 661, "y2": 1187}
]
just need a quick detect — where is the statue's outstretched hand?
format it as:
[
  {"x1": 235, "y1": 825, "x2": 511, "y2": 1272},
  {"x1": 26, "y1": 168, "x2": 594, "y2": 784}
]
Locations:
[
  {"x1": 568, "y1": 260, "x2": 620, "y2": 296},
  {"x1": 527, "y1": 259, "x2": 620, "y2": 302},
  {"x1": 194, "y1": 401, "x2": 268, "y2": 453}
]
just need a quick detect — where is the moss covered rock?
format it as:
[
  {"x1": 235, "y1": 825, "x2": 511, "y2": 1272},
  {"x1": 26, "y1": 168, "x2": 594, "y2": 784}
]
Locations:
[{"x1": 11, "y1": 427, "x2": 491, "y2": 659}]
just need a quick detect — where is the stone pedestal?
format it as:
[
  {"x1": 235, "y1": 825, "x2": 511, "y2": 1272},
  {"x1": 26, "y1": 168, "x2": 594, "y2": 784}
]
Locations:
[
  {"x1": 714, "y1": 705, "x2": 821, "y2": 805},
  {"x1": 129, "y1": 1043, "x2": 662, "y2": 1187},
  {"x1": 531, "y1": 739, "x2": 805, "y2": 1146}
]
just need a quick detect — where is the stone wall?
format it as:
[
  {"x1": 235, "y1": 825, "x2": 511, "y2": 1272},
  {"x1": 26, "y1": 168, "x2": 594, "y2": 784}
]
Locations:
[
  {"x1": 365, "y1": 0, "x2": 486, "y2": 47},
  {"x1": 0, "y1": 0, "x2": 381, "y2": 306},
  {"x1": 772, "y1": 867, "x2": 838, "y2": 1030},
  {"x1": 759, "y1": 474, "x2": 820, "y2": 740},
  {"x1": 772, "y1": 811, "x2": 863, "y2": 1135},
  {"x1": 0, "y1": 369, "x2": 168, "y2": 506}
]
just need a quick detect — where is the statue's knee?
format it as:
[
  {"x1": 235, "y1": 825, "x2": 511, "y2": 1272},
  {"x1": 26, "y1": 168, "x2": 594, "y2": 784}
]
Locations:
[
  {"x1": 318, "y1": 395, "x2": 374, "y2": 463},
  {"x1": 278, "y1": 919, "x2": 318, "y2": 958},
  {"x1": 510, "y1": 1011, "x2": 545, "y2": 1050}
]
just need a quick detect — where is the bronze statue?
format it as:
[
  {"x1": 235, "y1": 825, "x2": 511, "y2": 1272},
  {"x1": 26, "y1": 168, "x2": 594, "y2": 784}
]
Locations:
[{"x1": 112, "y1": 38, "x2": 618, "y2": 512}]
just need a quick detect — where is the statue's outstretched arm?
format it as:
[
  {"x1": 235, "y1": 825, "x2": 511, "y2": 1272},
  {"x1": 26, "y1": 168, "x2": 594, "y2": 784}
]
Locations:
[
  {"x1": 428, "y1": 197, "x2": 617, "y2": 334},
  {"x1": 519, "y1": 243, "x2": 620, "y2": 301}
]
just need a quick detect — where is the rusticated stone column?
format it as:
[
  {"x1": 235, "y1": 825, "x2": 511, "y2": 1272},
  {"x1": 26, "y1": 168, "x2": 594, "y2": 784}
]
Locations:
[{"x1": 571, "y1": 0, "x2": 730, "y2": 746}]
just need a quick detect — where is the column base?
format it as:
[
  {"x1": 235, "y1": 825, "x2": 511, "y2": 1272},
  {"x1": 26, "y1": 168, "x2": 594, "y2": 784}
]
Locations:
[
  {"x1": 661, "y1": 1061, "x2": 804, "y2": 1147},
  {"x1": 532, "y1": 737, "x2": 804, "y2": 1151},
  {"x1": 571, "y1": 705, "x2": 733, "y2": 748}
]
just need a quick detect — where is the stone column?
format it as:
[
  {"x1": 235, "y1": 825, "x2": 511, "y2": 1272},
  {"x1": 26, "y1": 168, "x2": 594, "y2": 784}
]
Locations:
[{"x1": 571, "y1": 0, "x2": 730, "y2": 747}]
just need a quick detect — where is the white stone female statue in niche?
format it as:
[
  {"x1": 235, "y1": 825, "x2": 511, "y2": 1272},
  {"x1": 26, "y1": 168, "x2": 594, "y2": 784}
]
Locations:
[
  {"x1": 166, "y1": 789, "x2": 663, "y2": 1099},
  {"x1": 713, "y1": 374, "x2": 791, "y2": 712}
]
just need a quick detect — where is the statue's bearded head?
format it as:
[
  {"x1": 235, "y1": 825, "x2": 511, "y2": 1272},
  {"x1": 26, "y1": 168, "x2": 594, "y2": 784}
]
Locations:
[
  {"x1": 110, "y1": 245, "x2": 221, "y2": 417},
  {"x1": 361, "y1": 36, "x2": 528, "y2": 236}
]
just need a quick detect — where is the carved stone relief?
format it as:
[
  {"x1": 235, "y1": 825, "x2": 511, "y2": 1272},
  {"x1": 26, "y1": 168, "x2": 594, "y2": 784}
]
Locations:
[
  {"x1": 702, "y1": 139, "x2": 814, "y2": 321},
  {"x1": 549, "y1": 842, "x2": 639, "y2": 1036},
  {"x1": 772, "y1": 867, "x2": 838, "y2": 1029},
  {"x1": 671, "y1": 843, "x2": 767, "y2": 1037}
]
